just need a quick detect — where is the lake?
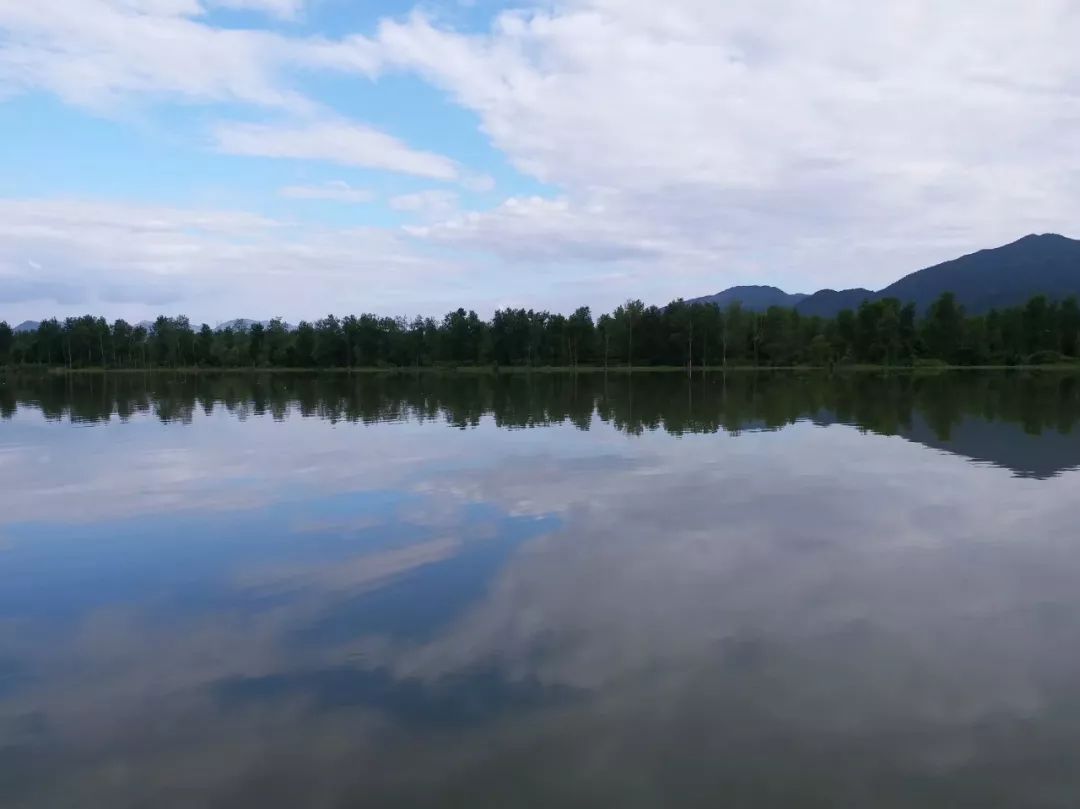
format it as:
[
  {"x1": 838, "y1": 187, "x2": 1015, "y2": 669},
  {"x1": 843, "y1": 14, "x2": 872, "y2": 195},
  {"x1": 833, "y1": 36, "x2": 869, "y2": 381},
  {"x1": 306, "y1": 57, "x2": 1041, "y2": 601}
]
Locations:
[{"x1": 2, "y1": 370, "x2": 1080, "y2": 808}]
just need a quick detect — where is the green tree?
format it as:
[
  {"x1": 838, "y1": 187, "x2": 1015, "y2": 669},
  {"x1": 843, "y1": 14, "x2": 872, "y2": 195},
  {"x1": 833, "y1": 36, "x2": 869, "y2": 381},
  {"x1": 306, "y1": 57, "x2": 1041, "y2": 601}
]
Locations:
[
  {"x1": 1023, "y1": 295, "x2": 1056, "y2": 356},
  {"x1": 196, "y1": 324, "x2": 215, "y2": 366},
  {"x1": 293, "y1": 322, "x2": 315, "y2": 367},
  {"x1": 922, "y1": 293, "x2": 964, "y2": 363},
  {"x1": 248, "y1": 322, "x2": 265, "y2": 366},
  {"x1": 1059, "y1": 297, "x2": 1080, "y2": 357},
  {"x1": 809, "y1": 334, "x2": 831, "y2": 366},
  {"x1": 0, "y1": 321, "x2": 12, "y2": 364},
  {"x1": 876, "y1": 299, "x2": 902, "y2": 366},
  {"x1": 567, "y1": 306, "x2": 595, "y2": 367},
  {"x1": 265, "y1": 318, "x2": 291, "y2": 366},
  {"x1": 613, "y1": 299, "x2": 644, "y2": 368},
  {"x1": 833, "y1": 309, "x2": 857, "y2": 362}
]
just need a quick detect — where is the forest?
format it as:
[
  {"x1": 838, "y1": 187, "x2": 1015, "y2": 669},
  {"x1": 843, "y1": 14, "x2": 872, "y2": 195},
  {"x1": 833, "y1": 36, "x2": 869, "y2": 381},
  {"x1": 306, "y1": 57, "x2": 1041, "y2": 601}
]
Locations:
[{"x1": 1, "y1": 292, "x2": 1079, "y2": 370}]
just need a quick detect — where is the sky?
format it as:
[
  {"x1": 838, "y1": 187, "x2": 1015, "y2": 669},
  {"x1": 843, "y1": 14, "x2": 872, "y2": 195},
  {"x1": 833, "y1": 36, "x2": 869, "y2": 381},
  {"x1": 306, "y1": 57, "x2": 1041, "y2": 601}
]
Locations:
[{"x1": 0, "y1": 0, "x2": 1078, "y2": 324}]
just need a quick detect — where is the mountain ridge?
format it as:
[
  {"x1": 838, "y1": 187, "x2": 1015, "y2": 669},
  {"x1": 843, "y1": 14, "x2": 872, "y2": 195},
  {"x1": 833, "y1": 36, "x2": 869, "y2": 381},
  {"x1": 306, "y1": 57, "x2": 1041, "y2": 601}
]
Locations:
[
  {"x1": 214, "y1": 318, "x2": 295, "y2": 332},
  {"x1": 688, "y1": 285, "x2": 809, "y2": 311},
  {"x1": 689, "y1": 233, "x2": 1080, "y2": 316}
]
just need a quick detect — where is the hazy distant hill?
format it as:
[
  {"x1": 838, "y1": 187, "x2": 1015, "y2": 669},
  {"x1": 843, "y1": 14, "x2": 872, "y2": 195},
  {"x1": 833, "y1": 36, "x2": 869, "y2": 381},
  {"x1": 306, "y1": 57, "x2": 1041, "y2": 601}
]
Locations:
[
  {"x1": 688, "y1": 285, "x2": 807, "y2": 312},
  {"x1": 795, "y1": 289, "x2": 875, "y2": 318},
  {"x1": 215, "y1": 319, "x2": 295, "y2": 332},
  {"x1": 10, "y1": 318, "x2": 294, "y2": 333},
  {"x1": 692, "y1": 234, "x2": 1080, "y2": 317}
]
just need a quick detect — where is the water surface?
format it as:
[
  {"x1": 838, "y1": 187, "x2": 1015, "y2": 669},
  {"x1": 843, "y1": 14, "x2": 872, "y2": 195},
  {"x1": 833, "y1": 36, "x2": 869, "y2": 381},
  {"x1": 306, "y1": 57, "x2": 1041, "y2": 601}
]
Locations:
[{"x1": 2, "y1": 371, "x2": 1080, "y2": 808}]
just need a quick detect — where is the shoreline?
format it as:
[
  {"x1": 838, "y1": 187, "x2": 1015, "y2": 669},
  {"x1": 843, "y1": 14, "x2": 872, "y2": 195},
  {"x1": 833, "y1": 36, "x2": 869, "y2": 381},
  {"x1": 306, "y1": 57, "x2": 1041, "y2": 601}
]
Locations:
[{"x1": 3, "y1": 363, "x2": 1080, "y2": 375}]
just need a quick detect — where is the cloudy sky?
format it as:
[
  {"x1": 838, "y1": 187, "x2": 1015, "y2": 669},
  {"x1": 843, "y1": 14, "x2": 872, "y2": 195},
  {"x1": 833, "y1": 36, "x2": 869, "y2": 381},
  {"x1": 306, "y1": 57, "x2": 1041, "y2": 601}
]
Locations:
[{"x1": 1, "y1": 0, "x2": 1078, "y2": 323}]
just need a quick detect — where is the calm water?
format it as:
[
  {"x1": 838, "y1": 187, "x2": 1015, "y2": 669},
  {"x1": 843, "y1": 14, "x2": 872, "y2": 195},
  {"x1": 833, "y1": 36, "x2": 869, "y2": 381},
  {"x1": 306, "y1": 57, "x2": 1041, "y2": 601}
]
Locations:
[{"x1": 3, "y1": 371, "x2": 1080, "y2": 808}]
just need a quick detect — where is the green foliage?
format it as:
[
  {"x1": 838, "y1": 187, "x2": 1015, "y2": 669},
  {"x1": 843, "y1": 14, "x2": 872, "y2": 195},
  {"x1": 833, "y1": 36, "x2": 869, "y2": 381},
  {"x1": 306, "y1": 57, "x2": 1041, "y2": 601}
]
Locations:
[
  {"x1": 5, "y1": 293, "x2": 1080, "y2": 369},
  {"x1": 1026, "y1": 350, "x2": 1076, "y2": 366},
  {"x1": 0, "y1": 320, "x2": 12, "y2": 364}
]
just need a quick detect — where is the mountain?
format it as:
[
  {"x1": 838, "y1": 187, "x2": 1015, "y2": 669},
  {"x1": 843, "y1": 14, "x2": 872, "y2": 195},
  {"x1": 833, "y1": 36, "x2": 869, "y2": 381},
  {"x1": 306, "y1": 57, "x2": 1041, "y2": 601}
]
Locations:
[
  {"x1": 8, "y1": 318, "x2": 296, "y2": 334},
  {"x1": 216, "y1": 318, "x2": 260, "y2": 332},
  {"x1": 879, "y1": 233, "x2": 1080, "y2": 314},
  {"x1": 215, "y1": 319, "x2": 294, "y2": 332},
  {"x1": 693, "y1": 234, "x2": 1080, "y2": 318},
  {"x1": 795, "y1": 289, "x2": 874, "y2": 318},
  {"x1": 688, "y1": 286, "x2": 808, "y2": 311}
]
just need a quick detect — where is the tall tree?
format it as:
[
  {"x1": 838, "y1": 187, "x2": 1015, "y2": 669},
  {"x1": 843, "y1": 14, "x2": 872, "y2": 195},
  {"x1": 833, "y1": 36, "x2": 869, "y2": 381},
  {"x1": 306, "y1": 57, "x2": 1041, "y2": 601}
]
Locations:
[{"x1": 0, "y1": 321, "x2": 12, "y2": 364}]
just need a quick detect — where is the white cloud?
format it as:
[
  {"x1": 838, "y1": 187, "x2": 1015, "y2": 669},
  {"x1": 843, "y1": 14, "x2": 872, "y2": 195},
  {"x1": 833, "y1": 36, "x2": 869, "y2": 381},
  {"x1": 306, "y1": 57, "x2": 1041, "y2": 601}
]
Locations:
[
  {"x1": 113, "y1": 0, "x2": 203, "y2": 13},
  {"x1": 350, "y1": 2, "x2": 1080, "y2": 291},
  {"x1": 0, "y1": 0, "x2": 317, "y2": 111},
  {"x1": 278, "y1": 180, "x2": 374, "y2": 203},
  {"x1": 214, "y1": 120, "x2": 461, "y2": 180},
  {"x1": 3, "y1": 0, "x2": 1080, "y2": 308},
  {"x1": 0, "y1": 197, "x2": 477, "y2": 321},
  {"x1": 404, "y1": 195, "x2": 671, "y2": 261},
  {"x1": 390, "y1": 189, "x2": 459, "y2": 218}
]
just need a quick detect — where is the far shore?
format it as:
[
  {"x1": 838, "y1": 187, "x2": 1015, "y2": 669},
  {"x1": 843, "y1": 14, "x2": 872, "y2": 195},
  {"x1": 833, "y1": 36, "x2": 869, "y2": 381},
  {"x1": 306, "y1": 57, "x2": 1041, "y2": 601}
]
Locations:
[{"x1": 4, "y1": 363, "x2": 1080, "y2": 376}]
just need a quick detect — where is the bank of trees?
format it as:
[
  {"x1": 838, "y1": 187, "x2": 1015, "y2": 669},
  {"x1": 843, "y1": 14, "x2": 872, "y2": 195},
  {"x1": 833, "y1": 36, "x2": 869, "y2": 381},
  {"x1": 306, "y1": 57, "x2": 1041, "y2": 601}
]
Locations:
[{"x1": 2, "y1": 293, "x2": 1079, "y2": 370}]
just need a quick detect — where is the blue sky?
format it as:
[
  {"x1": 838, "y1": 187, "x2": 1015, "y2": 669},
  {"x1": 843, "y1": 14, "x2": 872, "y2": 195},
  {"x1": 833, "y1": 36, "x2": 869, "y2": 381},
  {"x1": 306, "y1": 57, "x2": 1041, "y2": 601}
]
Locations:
[{"x1": 0, "y1": 0, "x2": 1077, "y2": 324}]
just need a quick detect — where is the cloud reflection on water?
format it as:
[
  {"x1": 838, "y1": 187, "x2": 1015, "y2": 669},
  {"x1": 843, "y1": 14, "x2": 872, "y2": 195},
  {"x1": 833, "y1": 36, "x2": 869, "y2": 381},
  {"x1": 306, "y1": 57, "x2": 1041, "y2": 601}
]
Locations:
[{"x1": 1, "y1": 372, "x2": 1080, "y2": 807}]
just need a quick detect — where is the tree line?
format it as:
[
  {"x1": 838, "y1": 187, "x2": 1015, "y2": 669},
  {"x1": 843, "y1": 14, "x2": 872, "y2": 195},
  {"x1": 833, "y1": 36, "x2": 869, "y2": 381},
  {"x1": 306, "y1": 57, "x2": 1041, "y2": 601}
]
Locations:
[{"x1": 2, "y1": 292, "x2": 1079, "y2": 370}]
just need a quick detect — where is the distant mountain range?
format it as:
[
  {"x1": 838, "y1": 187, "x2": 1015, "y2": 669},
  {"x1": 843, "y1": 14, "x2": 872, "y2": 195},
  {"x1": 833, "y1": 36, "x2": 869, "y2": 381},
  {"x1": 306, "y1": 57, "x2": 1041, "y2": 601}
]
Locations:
[
  {"x1": 9, "y1": 235, "x2": 1078, "y2": 330},
  {"x1": 690, "y1": 233, "x2": 1080, "y2": 316},
  {"x1": 11, "y1": 318, "x2": 292, "y2": 333},
  {"x1": 214, "y1": 318, "x2": 295, "y2": 332}
]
